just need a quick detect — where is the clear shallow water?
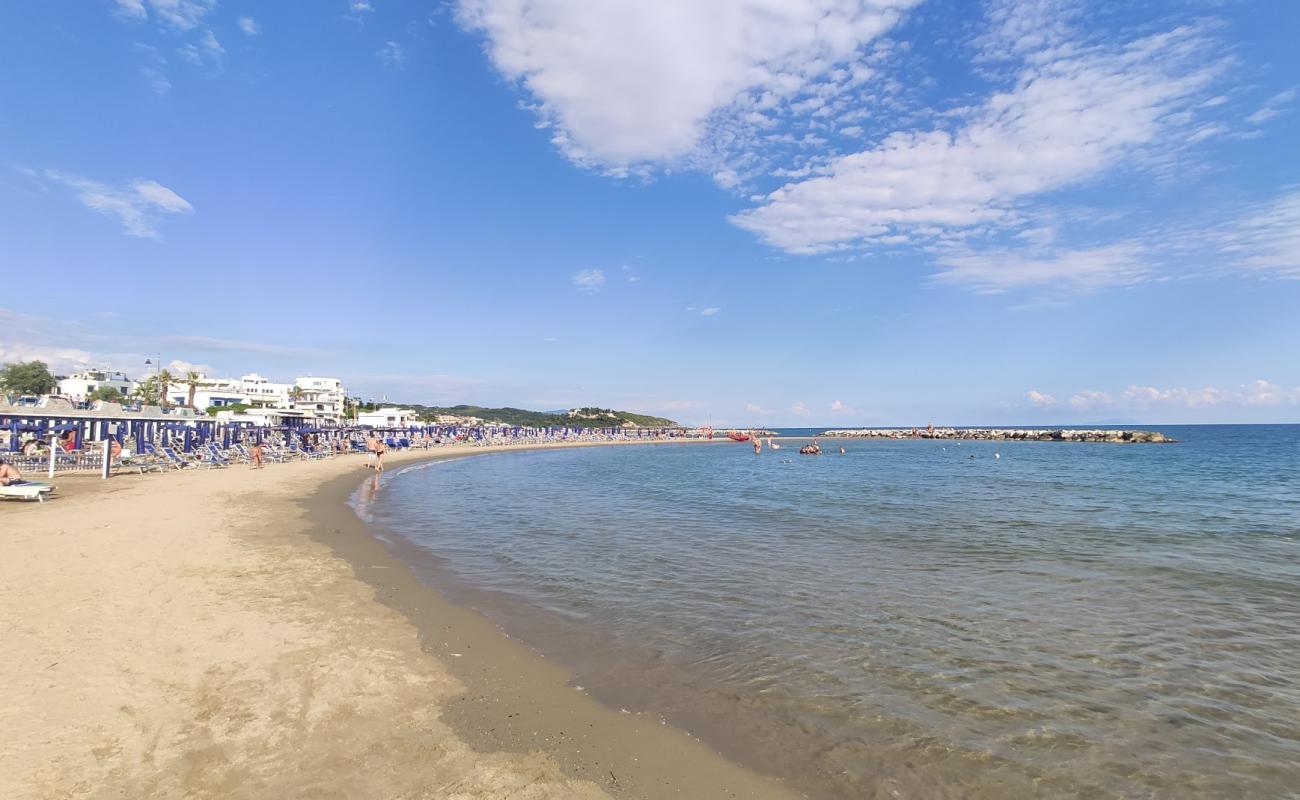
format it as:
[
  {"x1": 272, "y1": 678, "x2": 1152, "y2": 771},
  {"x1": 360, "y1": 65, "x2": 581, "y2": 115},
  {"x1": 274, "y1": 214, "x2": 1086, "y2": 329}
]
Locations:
[{"x1": 358, "y1": 426, "x2": 1300, "y2": 799}]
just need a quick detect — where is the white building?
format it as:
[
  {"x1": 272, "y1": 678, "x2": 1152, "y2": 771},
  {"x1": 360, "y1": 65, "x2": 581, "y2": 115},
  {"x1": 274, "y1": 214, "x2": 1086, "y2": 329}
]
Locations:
[
  {"x1": 292, "y1": 376, "x2": 345, "y2": 418},
  {"x1": 58, "y1": 370, "x2": 133, "y2": 400},
  {"x1": 167, "y1": 372, "x2": 349, "y2": 424},
  {"x1": 357, "y1": 407, "x2": 418, "y2": 428}
]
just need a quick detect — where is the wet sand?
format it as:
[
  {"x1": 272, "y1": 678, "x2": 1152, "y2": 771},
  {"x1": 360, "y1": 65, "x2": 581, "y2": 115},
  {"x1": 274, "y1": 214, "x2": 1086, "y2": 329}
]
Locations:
[{"x1": 1, "y1": 442, "x2": 799, "y2": 800}]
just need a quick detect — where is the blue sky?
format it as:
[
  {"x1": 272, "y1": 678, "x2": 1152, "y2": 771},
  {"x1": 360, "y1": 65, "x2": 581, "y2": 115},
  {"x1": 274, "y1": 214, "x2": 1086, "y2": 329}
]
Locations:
[{"x1": 1, "y1": 0, "x2": 1297, "y2": 425}]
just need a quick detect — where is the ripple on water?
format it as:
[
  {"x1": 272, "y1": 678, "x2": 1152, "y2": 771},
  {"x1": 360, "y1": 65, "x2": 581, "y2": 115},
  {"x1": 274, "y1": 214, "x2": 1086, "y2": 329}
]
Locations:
[{"x1": 362, "y1": 427, "x2": 1300, "y2": 799}]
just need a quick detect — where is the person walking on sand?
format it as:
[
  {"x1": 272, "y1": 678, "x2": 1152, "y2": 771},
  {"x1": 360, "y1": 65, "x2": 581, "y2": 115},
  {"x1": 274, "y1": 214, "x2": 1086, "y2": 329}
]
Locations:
[
  {"x1": 250, "y1": 440, "x2": 264, "y2": 469},
  {"x1": 365, "y1": 432, "x2": 378, "y2": 469},
  {"x1": 374, "y1": 435, "x2": 386, "y2": 472}
]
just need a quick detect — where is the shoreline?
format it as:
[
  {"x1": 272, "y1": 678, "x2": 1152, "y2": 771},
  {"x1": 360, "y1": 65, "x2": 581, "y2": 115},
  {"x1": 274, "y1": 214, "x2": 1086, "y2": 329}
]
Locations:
[
  {"x1": 2, "y1": 440, "x2": 798, "y2": 800},
  {"x1": 308, "y1": 440, "x2": 804, "y2": 799}
]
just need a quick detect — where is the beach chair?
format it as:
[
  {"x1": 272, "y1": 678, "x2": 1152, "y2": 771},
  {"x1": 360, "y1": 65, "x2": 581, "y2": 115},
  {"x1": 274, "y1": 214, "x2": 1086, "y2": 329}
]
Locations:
[
  {"x1": 141, "y1": 443, "x2": 175, "y2": 471},
  {"x1": 0, "y1": 481, "x2": 55, "y2": 502},
  {"x1": 160, "y1": 446, "x2": 196, "y2": 469},
  {"x1": 204, "y1": 443, "x2": 233, "y2": 468}
]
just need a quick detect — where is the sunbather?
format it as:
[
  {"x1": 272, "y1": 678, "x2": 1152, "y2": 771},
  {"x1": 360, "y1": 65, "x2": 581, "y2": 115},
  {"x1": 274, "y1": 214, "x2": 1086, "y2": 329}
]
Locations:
[{"x1": 1, "y1": 459, "x2": 26, "y2": 486}]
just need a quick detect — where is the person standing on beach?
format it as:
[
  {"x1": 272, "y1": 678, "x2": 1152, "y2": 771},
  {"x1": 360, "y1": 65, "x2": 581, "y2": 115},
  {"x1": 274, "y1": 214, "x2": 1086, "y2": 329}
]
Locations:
[
  {"x1": 365, "y1": 432, "x2": 377, "y2": 469},
  {"x1": 374, "y1": 435, "x2": 386, "y2": 472},
  {"x1": 250, "y1": 440, "x2": 264, "y2": 469}
]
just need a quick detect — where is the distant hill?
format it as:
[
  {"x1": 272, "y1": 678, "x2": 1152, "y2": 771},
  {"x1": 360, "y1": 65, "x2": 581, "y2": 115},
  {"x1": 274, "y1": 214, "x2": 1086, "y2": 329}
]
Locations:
[{"x1": 400, "y1": 404, "x2": 679, "y2": 428}]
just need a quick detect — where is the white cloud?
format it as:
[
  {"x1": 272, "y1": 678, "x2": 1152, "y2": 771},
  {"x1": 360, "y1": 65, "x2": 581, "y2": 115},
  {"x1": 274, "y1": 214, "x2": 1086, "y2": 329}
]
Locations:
[
  {"x1": 790, "y1": 401, "x2": 809, "y2": 416},
  {"x1": 975, "y1": 0, "x2": 1079, "y2": 60},
  {"x1": 118, "y1": 0, "x2": 217, "y2": 31},
  {"x1": 731, "y1": 23, "x2": 1223, "y2": 254},
  {"x1": 164, "y1": 358, "x2": 216, "y2": 375},
  {"x1": 113, "y1": 0, "x2": 147, "y2": 20},
  {"x1": 39, "y1": 170, "x2": 194, "y2": 238},
  {"x1": 933, "y1": 242, "x2": 1149, "y2": 293},
  {"x1": 1245, "y1": 87, "x2": 1296, "y2": 126},
  {"x1": 161, "y1": 335, "x2": 322, "y2": 358},
  {"x1": 178, "y1": 31, "x2": 223, "y2": 68},
  {"x1": 0, "y1": 343, "x2": 98, "y2": 375},
  {"x1": 238, "y1": 16, "x2": 261, "y2": 36},
  {"x1": 1214, "y1": 189, "x2": 1300, "y2": 278},
  {"x1": 378, "y1": 41, "x2": 406, "y2": 69},
  {"x1": 744, "y1": 402, "x2": 769, "y2": 415},
  {"x1": 1068, "y1": 390, "x2": 1112, "y2": 410},
  {"x1": 455, "y1": 0, "x2": 916, "y2": 171},
  {"x1": 698, "y1": 307, "x2": 720, "y2": 316},
  {"x1": 350, "y1": 0, "x2": 374, "y2": 13},
  {"x1": 571, "y1": 268, "x2": 606, "y2": 293},
  {"x1": 1036, "y1": 381, "x2": 1300, "y2": 415},
  {"x1": 134, "y1": 44, "x2": 171, "y2": 95},
  {"x1": 830, "y1": 399, "x2": 851, "y2": 413}
]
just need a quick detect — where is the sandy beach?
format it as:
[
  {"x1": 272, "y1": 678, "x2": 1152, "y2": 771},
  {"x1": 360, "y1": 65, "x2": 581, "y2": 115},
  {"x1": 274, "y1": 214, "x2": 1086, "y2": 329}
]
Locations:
[{"x1": 1, "y1": 443, "x2": 799, "y2": 800}]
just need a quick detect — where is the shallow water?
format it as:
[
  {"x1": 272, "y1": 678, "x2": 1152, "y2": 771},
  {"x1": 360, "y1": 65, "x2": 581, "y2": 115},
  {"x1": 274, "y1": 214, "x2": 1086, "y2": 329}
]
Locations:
[{"x1": 358, "y1": 426, "x2": 1300, "y2": 798}]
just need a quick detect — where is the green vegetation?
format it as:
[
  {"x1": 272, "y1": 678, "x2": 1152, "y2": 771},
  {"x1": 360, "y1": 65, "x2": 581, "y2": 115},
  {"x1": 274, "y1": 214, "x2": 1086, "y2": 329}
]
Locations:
[
  {"x1": 402, "y1": 404, "x2": 678, "y2": 428},
  {"x1": 0, "y1": 360, "x2": 56, "y2": 396},
  {"x1": 205, "y1": 403, "x2": 252, "y2": 417},
  {"x1": 89, "y1": 386, "x2": 124, "y2": 403}
]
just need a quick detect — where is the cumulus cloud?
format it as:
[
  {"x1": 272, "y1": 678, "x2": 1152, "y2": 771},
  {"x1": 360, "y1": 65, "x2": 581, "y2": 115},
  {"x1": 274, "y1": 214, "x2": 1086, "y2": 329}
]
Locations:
[
  {"x1": 1028, "y1": 381, "x2": 1300, "y2": 415},
  {"x1": 571, "y1": 268, "x2": 606, "y2": 293},
  {"x1": 39, "y1": 170, "x2": 194, "y2": 238},
  {"x1": 455, "y1": 0, "x2": 916, "y2": 172},
  {"x1": 238, "y1": 16, "x2": 261, "y2": 36},
  {"x1": 1027, "y1": 390, "x2": 1056, "y2": 406},
  {"x1": 731, "y1": 22, "x2": 1224, "y2": 254},
  {"x1": 1068, "y1": 390, "x2": 1112, "y2": 410},
  {"x1": 830, "y1": 399, "x2": 852, "y2": 413},
  {"x1": 745, "y1": 402, "x2": 770, "y2": 415},
  {"x1": 790, "y1": 401, "x2": 809, "y2": 416}
]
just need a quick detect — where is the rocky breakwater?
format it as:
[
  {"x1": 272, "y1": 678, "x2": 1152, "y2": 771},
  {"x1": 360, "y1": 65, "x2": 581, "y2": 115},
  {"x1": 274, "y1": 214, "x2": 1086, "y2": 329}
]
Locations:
[{"x1": 820, "y1": 428, "x2": 1175, "y2": 443}]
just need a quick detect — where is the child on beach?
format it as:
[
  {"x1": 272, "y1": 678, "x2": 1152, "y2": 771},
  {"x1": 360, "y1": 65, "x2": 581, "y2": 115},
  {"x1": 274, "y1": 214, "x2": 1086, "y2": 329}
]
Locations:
[{"x1": 250, "y1": 441, "x2": 264, "y2": 469}]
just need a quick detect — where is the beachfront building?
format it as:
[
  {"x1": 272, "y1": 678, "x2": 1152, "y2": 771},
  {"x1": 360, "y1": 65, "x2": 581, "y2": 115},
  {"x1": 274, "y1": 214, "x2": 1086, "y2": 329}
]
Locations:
[
  {"x1": 57, "y1": 370, "x2": 133, "y2": 401},
  {"x1": 292, "y1": 376, "x2": 345, "y2": 418},
  {"x1": 357, "y1": 406, "x2": 418, "y2": 428},
  {"x1": 161, "y1": 372, "x2": 348, "y2": 425}
]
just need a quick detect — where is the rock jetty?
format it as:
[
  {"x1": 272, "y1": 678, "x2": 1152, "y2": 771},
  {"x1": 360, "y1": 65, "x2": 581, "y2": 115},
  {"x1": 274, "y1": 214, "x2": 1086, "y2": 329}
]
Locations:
[{"x1": 819, "y1": 428, "x2": 1174, "y2": 443}]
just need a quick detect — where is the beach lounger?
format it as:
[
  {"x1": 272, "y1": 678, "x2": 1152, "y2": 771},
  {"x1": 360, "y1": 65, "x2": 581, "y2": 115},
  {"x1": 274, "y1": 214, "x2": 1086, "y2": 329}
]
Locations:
[
  {"x1": 141, "y1": 443, "x2": 175, "y2": 471},
  {"x1": 203, "y1": 443, "x2": 233, "y2": 468},
  {"x1": 163, "y1": 446, "x2": 197, "y2": 469},
  {"x1": 0, "y1": 481, "x2": 55, "y2": 502}
]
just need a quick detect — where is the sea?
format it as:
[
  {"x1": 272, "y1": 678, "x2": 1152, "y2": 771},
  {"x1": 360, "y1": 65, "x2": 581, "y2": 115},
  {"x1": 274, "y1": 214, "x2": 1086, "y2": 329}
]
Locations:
[{"x1": 353, "y1": 425, "x2": 1300, "y2": 799}]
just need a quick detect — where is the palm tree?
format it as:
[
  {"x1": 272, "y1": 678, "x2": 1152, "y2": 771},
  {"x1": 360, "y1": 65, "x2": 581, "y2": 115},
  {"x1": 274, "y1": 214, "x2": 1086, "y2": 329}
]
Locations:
[
  {"x1": 289, "y1": 385, "x2": 304, "y2": 407},
  {"x1": 132, "y1": 376, "x2": 159, "y2": 405},
  {"x1": 157, "y1": 369, "x2": 174, "y2": 408},
  {"x1": 183, "y1": 370, "x2": 207, "y2": 408}
]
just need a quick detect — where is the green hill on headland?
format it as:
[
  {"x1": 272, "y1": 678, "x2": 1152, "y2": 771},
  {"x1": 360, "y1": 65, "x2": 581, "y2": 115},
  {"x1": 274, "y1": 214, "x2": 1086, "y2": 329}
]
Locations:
[{"x1": 397, "y1": 404, "x2": 679, "y2": 428}]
